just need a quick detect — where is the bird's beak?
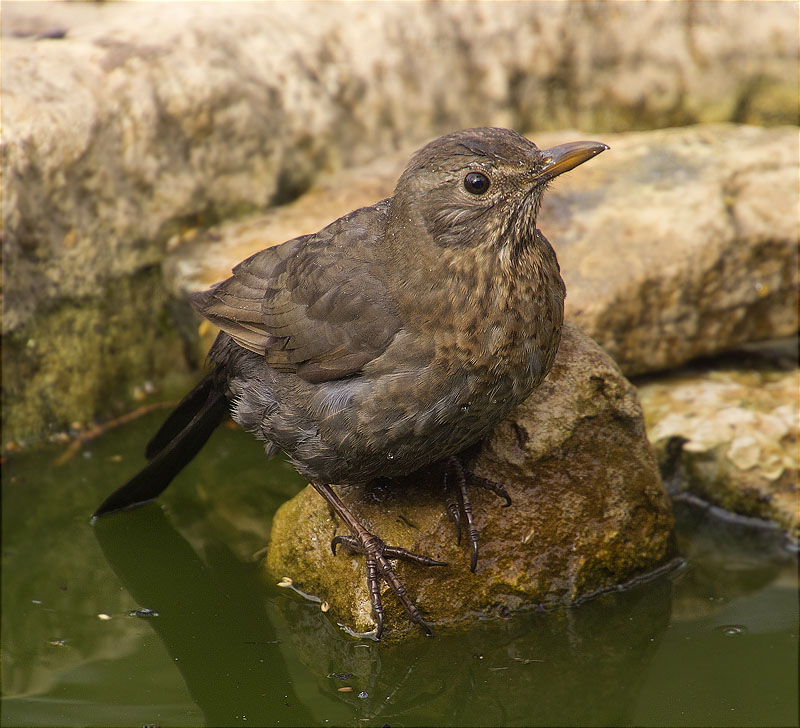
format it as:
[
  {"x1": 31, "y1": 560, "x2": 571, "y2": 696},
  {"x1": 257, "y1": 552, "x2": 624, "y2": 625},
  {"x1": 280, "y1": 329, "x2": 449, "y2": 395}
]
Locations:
[{"x1": 529, "y1": 141, "x2": 609, "y2": 184}]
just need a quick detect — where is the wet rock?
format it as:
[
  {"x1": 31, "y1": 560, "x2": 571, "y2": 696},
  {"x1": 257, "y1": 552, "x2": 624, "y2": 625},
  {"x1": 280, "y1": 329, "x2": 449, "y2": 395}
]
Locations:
[
  {"x1": 3, "y1": 0, "x2": 797, "y2": 444},
  {"x1": 264, "y1": 323, "x2": 676, "y2": 638},
  {"x1": 638, "y1": 339, "x2": 798, "y2": 542}
]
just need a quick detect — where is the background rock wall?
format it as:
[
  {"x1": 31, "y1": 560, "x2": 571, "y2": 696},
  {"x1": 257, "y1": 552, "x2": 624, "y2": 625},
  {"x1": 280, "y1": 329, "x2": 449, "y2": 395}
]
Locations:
[{"x1": 2, "y1": 0, "x2": 798, "y2": 443}]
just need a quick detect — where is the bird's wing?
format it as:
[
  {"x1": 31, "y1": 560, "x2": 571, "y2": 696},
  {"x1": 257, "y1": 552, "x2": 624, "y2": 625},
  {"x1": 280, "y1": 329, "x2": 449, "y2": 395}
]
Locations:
[{"x1": 191, "y1": 201, "x2": 403, "y2": 384}]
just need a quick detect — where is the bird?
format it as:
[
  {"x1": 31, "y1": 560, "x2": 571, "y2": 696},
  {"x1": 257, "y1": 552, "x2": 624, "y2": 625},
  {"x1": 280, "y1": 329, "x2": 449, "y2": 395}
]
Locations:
[{"x1": 93, "y1": 127, "x2": 608, "y2": 639}]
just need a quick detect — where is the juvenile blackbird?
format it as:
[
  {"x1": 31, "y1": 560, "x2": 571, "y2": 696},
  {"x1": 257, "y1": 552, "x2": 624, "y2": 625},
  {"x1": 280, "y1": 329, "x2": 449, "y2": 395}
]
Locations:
[{"x1": 94, "y1": 127, "x2": 608, "y2": 639}]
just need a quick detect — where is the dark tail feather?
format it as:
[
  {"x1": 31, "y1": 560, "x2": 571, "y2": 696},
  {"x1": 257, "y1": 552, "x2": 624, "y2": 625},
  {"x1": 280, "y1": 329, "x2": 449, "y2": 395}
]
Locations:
[
  {"x1": 92, "y1": 375, "x2": 229, "y2": 520},
  {"x1": 145, "y1": 375, "x2": 221, "y2": 460}
]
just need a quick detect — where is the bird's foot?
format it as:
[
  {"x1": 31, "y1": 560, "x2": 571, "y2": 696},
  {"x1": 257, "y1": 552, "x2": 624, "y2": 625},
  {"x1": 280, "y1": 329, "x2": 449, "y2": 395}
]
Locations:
[
  {"x1": 310, "y1": 480, "x2": 445, "y2": 640},
  {"x1": 444, "y1": 457, "x2": 513, "y2": 572},
  {"x1": 331, "y1": 532, "x2": 446, "y2": 639}
]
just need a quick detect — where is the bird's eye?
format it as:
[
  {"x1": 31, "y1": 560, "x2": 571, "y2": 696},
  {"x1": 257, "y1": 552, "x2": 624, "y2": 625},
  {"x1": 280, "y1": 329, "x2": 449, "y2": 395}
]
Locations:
[{"x1": 463, "y1": 172, "x2": 490, "y2": 195}]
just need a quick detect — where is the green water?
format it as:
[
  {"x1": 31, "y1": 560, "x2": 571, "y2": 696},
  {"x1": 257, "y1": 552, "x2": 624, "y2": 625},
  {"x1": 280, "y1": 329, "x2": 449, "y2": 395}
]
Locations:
[{"x1": 2, "y1": 411, "x2": 797, "y2": 727}]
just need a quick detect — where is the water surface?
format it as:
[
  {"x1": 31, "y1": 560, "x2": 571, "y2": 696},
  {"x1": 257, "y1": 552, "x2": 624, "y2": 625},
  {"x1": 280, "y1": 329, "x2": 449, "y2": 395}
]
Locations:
[{"x1": 2, "y1": 411, "x2": 797, "y2": 727}]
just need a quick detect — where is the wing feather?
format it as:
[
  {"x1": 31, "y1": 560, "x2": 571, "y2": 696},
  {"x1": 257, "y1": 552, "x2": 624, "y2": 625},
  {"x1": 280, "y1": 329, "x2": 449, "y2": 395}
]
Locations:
[{"x1": 190, "y1": 200, "x2": 401, "y2": 382}]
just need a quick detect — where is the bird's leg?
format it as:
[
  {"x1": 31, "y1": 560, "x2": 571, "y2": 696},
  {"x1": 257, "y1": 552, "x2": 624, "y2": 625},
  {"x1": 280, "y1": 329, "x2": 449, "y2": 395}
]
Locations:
[
  {"x1": 310, "y1": 481, "x2": 446, "y2": 640},
  {"x1": 444, "y1": 457, "x2": 513, "y2": 572}
]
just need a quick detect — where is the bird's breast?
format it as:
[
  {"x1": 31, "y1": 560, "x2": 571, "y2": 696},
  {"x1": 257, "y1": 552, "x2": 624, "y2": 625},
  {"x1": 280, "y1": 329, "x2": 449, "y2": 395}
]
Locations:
[{"x1": 430, "y1": 262, "x2": 560, "y2": 369}]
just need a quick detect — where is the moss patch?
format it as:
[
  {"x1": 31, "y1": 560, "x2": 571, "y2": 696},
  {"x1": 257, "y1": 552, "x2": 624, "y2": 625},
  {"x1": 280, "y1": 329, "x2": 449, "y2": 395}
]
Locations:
[{"x1": 2, "y1": 266, "x2": 197, "y2": 447}]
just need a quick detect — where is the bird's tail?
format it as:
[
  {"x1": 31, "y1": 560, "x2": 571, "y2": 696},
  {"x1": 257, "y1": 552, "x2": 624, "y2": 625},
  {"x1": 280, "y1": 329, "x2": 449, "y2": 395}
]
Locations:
[{"x1": 92, "y1": 374, "x2": 230, "y2": 520}]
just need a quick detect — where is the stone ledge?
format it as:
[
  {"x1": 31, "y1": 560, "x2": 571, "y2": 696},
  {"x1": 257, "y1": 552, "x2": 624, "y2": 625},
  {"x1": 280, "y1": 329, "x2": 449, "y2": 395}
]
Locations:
[{"x1": 4, "y1": 1, "x2": 797, "y2": 331}]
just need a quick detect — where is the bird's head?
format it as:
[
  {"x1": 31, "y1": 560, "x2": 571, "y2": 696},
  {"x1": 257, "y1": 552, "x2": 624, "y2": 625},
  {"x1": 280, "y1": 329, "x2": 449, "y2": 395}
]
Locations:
[{"x1": 391, "y1": 127, "x2": 607, "y2": 262}]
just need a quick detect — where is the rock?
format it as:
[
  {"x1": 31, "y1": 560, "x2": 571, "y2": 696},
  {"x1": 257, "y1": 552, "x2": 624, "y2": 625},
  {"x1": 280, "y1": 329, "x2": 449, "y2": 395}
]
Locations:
[
  {"x1": 171, "y1": 125, "x2": 799, "y2": 376},
  {"x1": 2, "y1": 0, "x2": 797, "y2": 444},
  {"x1": 638, "y1": 338, "x2": 798, "y2": 542},
  {"x1": 264, "y1": 323, "x2": 676, "y2": 639},
  {"x1": 543, "y1": 125, "x2": 799, "y2": 375},
  {"x1": 2, "y1": 269, "x2": 192, "y2": 447}
]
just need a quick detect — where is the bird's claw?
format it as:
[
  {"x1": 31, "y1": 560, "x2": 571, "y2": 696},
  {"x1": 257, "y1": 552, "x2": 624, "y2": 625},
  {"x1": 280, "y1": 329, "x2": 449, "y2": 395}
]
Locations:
[
  {"x1": 444, "y1": 459, "x2": 513, "y2": 572},
  {"x1": 444, "y1": 457, "x2": 479, "y2": 572},
  {"x1": 446, "y1": 502, "x2": 462, "y2": 545},
  {"x1": 330, "y1": 530, "x2": 445, "y2": 639},
  {"x1": 465, "y1": 471, "x2": 512, "y2": 507},
  {"x1": 331, "y1": 534, "x2": 358, "y2": 555}
]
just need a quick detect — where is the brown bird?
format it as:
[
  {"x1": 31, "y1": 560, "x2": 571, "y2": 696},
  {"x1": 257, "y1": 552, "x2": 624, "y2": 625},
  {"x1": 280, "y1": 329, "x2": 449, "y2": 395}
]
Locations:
[{"x1": 94, "y1": 127, "x2": 608, "y2": 639}]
